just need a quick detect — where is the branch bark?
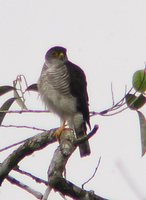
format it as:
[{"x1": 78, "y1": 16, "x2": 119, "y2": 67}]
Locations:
[
  {"x1": 0, "y1": 128, "x2": 57, "y2": 185},
  {"x1": 0, "y1": 125, "x2": 106, "y2": 200},
  {"x1": 7, "y1": 175, "x2": 43, "y2": 199},
  {"x1": 44, "y1": 126, "x2": 106, "y2": 200}
]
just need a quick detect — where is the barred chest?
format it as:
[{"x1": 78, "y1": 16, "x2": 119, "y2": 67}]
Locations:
[{"x1": 38, "y1": 62, "x2": 77, "y2": 118}]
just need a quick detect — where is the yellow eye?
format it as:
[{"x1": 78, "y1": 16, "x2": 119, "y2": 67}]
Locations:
[{"x1": 58, "y1": 52, "x2": 64, "y2": 59}]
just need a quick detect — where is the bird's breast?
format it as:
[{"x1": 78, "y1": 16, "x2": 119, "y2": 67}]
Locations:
[{"x1": 38, "y1": 63, "x2": 77, "y2": 118}]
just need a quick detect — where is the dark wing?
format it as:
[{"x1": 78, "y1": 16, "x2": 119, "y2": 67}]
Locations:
[{"x1": 66, "y1": 61, "x2": 90, "y2": 128}]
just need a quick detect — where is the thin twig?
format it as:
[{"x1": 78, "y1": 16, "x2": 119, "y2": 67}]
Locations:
[
  {"x1": 90, "y1": 86, "x2": 133, "y2": 117},
  {"x1": 101, "y1": 106, "x2": 129, "y2": 116},
  {"x1": 0, "y1": 139, "x2": 27, "y2": 152},
  {"x1": 15, "y1": 168, "x2": 48, "y2": 186},
  {"x1": 111, "y1": 82, "x2": 115, "y2": 105},
  {"x1": 1, "y1": 124, "x2": 47, "y2": 132},
  {"x1": 82, "y1": 157, "x2": 101, "y2": 189},
  {"x1": 0, "y1": 109, "x2": 50, "y2": 114}
]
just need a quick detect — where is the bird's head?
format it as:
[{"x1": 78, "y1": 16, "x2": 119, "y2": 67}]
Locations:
[{"x1": 45, "y1": 46, "x2": 68, "y2": 63}]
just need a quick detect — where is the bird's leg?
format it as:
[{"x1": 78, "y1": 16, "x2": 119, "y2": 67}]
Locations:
[
  {"x1": 53, "y1": 121, "x2": 67, "y2": 139},
  {"x1": 53, "y1": 121, "x2": 74, "y2": 140}
]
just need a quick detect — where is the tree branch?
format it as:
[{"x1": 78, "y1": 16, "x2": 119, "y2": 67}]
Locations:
[
  {"x1": 1, "y1": 124, "x2": 47, "y2": 132},
  {"x1": 0, "y1": 128, "x2": 57, "y2": 185},
  {"x1": 74, "y1": 125, "x2": 99, "y2": 146},
  {"x1": 44, "y1": 127, "x2": 107, "y2": 200},
  {"x1": 7, "y1": 175, "x2": 43, "y2": 199},
  {"x1": 49, "y1": 176, "x2": 106, "y2": 200},
  {"x1": 15, "y1": 168, "x2": 48, "y2": 186},
  {"x1": 0, "y1": 125, "x2": 106, "y2": 199}
]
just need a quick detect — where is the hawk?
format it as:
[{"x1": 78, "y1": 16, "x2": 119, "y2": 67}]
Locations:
[{"x1": 38, "y1": 46, "x2": 91, "y2": 157}]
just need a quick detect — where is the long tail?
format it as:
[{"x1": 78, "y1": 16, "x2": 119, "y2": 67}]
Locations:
[
  {"x1": 78, "y1": 135, "x2": 91, "y2": 157},
  {"x1": 75, "y1": 122, "x2": 91, "y2": 157}
]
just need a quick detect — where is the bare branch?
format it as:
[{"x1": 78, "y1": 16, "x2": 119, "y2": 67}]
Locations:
[
  {"x1": 7, "y1": 175, "x2": 43, "y2": 199},
  {"x1": 15, "y1": 168, "x2": 48, "y2": 186},
  {"x1": 0, "y1": 128, "x2": 57, "y2": 185},
  {"x1": 0, "y1": 109, "x2": 50, "y2": 114},
  {"x1": 44, "y1": 128, "x2": 106, "y2": 200},
  {"x1": 82, "y1": 157, "x2": 101, "y2": 189},
  {"x1": 1, "y1": 124, "x2": 47, "y2": 132},
  {"x1": 42, "y1": 186, "x2": 52, "y2": 200},
  {"x1": 0, "y1": 138, "x2": 27, "y2": 152},
  {"x1": 0, "y1": 120, "x2": 105, "y2": 199},
  {"x1": 74, "y1": 125, "x2": 99, "y2": 146},
  {"x1": 90, "y1": 87, "x2": 134, "y2": 117},
  {"x1": 49, "y1": 176, "x2": 106, "y2": 200},
  {"x1": 110, "y1": 82, "x2": 115, "y2": 105}
]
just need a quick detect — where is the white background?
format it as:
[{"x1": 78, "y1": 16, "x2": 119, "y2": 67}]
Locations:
[{"x1": 0, "y1": 0, "x2": 146, "y2": 199}]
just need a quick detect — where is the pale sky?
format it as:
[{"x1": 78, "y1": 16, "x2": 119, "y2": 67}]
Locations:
[{"x1": 0, "y1": 0, "x2": 146, "y2": 199}]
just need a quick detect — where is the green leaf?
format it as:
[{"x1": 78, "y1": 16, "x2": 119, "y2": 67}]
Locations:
[
  {"x1": 137, "y1": 111, "x2": 146, "y2": 156},
  {"x1": 0, "y1": 86, "x2": 15, "y2": 96},
  {"x1": 26, "y1": 83, "x2": 38, "y2": 92},
  {"x1": 126, "y1": 94, "x2": 146, "y2": 110},
  {"x1": 0, "y1": 98, "x2": 16, "y2": 125},
  {"x1": 132, "y1": 69, "x2": 146, "y2": 93}
]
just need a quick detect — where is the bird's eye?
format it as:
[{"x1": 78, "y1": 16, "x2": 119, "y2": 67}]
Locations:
[
  {"x1": 52, "y1": 51, "x2": 58, "y2": 57},
  {"x1": 58, "y1": 52, "x2": 64, "y2": 59}
]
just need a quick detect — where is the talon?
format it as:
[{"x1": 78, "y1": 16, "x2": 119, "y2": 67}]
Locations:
[
  {"x1": 53, "y1": 121, "x2": 67, "y2": 140},
  {"x1": 53, "y1": 121, "x2": 74, "y2": 140},
  {"x1": 54, "y1": 125, "x2": 65, "y2": 139}
]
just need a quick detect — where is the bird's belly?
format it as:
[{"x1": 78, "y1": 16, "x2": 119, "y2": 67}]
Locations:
[{"x1": 40, "y1": 86, "x2": 77, "y2": 118}]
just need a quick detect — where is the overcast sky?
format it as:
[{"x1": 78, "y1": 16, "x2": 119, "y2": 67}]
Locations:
[{"x1": 0, "y1": 0, "x2": 146, "y2": 199}]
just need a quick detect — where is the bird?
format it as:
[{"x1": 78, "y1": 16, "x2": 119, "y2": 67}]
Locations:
[{"x1": 38, "y1": 46, "x2": 91, "y2": 157}]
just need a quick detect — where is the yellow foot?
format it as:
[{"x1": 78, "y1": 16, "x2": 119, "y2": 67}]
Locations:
[
  {"x1": 53, "y1": 122, "x2": 73, "y2": 140},
  {"x1": 54, "y1": 124, "x2": 66, "y2": 139}
]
